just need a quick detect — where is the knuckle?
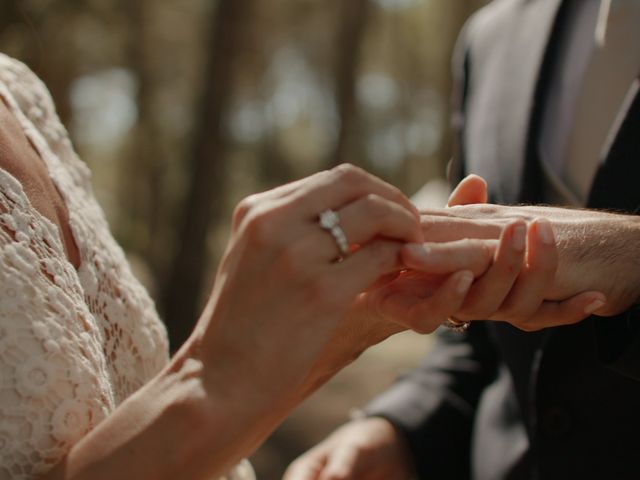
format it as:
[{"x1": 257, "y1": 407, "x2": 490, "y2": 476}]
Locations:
[
  {"x1": 479, "y1": 240, "x2": 495, "y2": 260},
  {"x1": 333, "y1": 163, "x2": 367, "y2": 186},
  {"x1": 334, "y1": 163, "x2": 362, "y2": 178},
  {"x1": 233, "y1": 194, "x2": 260, "y2": 228},
  {"x1": 468, "y1": 204, "x2": 498, "y2": 216},
  {"x1": 364, "y1": 194, "x2": 391, "y2": 220},
  {"x1": 243, "y1": 208, "x2": 278, "y2": 248}
]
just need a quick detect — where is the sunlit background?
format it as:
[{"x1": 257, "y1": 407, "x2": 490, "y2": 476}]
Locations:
[{"x1": 0, "y1": 0, "x2": 488, "y2": 477}]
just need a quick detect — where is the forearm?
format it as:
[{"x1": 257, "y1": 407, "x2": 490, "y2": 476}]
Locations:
[
  {"x1": 421, "y1": 204, "x2": 640, "y2": 314},
  {"x1": 553, "y1": 209, "x2": 640, "y2": 310},
  {"x1": 44, "y1": 349, "x2": 283, "y2": 480},
  {"x1": 504, "y1": 206, "x2": 640, "y2": 312}
]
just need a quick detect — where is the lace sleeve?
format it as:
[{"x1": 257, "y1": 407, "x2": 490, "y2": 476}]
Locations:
[{"x1": 0, "y1": 170, "x2": 115, "y2": 479}]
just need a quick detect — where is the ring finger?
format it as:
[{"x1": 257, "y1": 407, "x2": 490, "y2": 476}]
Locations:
[{"x1": 311, "y1": 194, "x2": 423, "y2": 262}]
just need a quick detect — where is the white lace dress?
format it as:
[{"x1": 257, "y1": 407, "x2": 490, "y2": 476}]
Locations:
[{"x1": 0, "y1": 54, "x2": 254, "y2": 480}]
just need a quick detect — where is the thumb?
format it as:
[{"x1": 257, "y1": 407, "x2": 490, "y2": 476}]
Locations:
[
  {"x1": 448, "y1": 174, "x2": 488, "y2": 206},
  {"x1": 283, "y1": 450, "x2": 327, "y2": 480},
  {"x1": 318, "y1": 447, "x2": 359, "y2": 480}
]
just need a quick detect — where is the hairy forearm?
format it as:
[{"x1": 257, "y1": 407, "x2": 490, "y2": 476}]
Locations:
[
  {"x1": 551, "y1": 210, "x2": 640, "y2": 313},
  {"x1": 493, "y1": 206, "x2": 640, "y2": 309},
  {"x1": 421, "y1": 204, "x2": 640, "y2": 315}
]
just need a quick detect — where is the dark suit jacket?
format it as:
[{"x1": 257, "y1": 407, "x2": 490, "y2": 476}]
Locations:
[{"x1": 366, "y1": 1, "x2": 640, "y2": 479}]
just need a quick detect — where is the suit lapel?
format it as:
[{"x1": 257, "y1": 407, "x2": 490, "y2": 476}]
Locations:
[
  {"x1": 504, "y1": 0, "x2": 565, "y2": 203},
  {"x1": 463, "y1": 0, "x2": 565, "y2": 204},
  {"x1": 585, "y1": 1, "x2": 640, "y2": 212},
  {"x1": 587, "y1": 79, "x2": 640, "y2": 212}
]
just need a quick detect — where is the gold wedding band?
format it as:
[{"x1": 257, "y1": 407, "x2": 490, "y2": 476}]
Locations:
[{"x1": 444, "y1": 317, "x2": 471, "y2": 333}]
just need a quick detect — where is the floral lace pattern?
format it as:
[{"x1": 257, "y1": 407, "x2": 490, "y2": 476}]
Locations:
[{"x1": 0, "y1": 54, "x2": 253, "y2": 480}]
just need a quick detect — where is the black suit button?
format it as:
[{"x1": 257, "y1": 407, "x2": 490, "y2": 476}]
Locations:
[{"x1": 541, "y1": 407, "x2": 572, "y2": 436}]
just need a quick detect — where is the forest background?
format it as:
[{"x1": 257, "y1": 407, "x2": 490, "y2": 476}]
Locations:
[{"x1": 0, "y1": 0, "x2": 488, "y2": 477}]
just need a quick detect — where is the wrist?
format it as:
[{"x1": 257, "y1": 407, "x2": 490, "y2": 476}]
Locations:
[
  {"x1": 147, "y1": 347, "x2": 282, "y2": 479},
  {"x1": 177, "y1": 333, "x2": 295, "y2": 443}
]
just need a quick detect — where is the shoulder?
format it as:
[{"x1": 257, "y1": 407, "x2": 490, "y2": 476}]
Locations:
[{"x1": 0, "y1": 53, "x2": 56, "y2": 112}]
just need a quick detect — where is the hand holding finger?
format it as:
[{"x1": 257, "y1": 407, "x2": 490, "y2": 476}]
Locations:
[
  {"x1": 373, "y1": 270, "x2": 474, "y2": 334},
  {"x1": 491, "y1": 219, "x2": 559, "y2": 326},
  {"x1": 454, "y1": 221, "x2": 527, "y2": 320},
  {"x1": 512, "y1": 291, "x2": 607, "y2": 331}
]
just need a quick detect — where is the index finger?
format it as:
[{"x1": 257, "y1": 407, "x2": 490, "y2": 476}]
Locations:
[{"x1": 420, "y1": 214, "x2": 504, "y2": 242}]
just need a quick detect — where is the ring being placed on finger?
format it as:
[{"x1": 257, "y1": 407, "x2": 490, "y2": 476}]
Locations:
[
  {"x1": 444, "y1": 317, "x2": 471, "y2": 333},
  {"x1": 319, "y1": 209, "x2": 350, "y2": 257}
]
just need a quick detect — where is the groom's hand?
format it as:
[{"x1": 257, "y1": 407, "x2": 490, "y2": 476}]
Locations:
[
  {"x1": 284, "y1": 417, "x2": 413, "y2": 480},
  {"x1": 405, "y1": 175, "x2": 608, "y2": 331}
]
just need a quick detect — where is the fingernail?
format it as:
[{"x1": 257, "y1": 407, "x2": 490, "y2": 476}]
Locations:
[
  {"x1": 406, "y1": 244, "x2": 431, "y2": 262},
  {"x1": 536, "y1": 219, "x2": 555, "y2": 245},
  {"x1": 585, "y1": 299, "x2": 606, "y2": 315},
  {"x1": 512, "y1": 225, "x2": 526, "y2": 251},
  {"x1": 456, "y1": 271, "x2": 474, "y2": 294}
]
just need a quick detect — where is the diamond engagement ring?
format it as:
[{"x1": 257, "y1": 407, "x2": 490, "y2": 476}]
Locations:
[{"x1": 319, "y1": 209, "x2": 350, "y2": 257}]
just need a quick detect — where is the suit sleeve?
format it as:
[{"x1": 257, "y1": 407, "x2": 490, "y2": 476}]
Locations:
[
  {"x1": 364, "y1": 324, "x2": 498, "y2": 479},
  {"x1": 595, "y1": 307, "x2": 640, "y2": 380}
]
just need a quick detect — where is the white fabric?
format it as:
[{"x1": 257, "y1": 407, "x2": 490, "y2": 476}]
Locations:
[{"x1": 0, "y1": 54, "x2": 253, "y2": 480}]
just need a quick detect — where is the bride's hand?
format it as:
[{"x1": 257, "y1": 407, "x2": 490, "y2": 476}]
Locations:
[{"x1": 184, "y1": 165, "x2": 430, "y2": 419}]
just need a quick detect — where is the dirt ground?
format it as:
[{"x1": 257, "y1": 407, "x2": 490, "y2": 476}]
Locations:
[{"x1": 250, "y1": 331, "x2": 434, "y2": 479}]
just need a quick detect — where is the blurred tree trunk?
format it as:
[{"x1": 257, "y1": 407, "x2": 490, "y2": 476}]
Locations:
[
  {"x1": 162, "y1": 0, "x2": 249, "y2": 352},
  {"x1": 1, "y1": 3, "x2": 75, "y2": 125},
  {"x1": 330, "y1": 0, "x2": 371, "y2": 167},
  {"x1": 124, "y1": 0, "x2": 166, "y2": 280},
  {"x1": 0, "y1": 1, "x2": 20, "y2": 37}
]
